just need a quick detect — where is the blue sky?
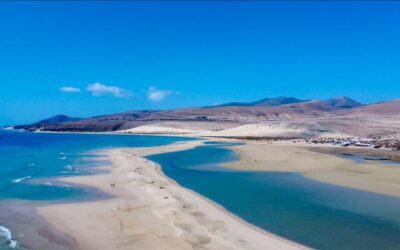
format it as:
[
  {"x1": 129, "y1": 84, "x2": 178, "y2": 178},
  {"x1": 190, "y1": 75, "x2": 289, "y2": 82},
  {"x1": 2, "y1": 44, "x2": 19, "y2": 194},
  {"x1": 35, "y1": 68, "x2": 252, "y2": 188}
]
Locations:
[{"x1": 1, "y1": 1, "x2": 400, "y2": 125}]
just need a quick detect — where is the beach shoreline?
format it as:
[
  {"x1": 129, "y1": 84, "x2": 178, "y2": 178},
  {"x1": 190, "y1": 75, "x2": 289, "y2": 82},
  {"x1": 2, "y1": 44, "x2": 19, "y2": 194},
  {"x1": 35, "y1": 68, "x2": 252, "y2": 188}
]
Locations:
[
  {"x1": 222, "y1": 140, "x2": 400, "y2": 197},
  {"x1": 0, "y1": 201, "x2": 79, "y2": 250},
  {"x1": 37, "y1": 140, "x2": 306, "y2": 250},
  {"x1": 25, "y1": 133, "x2": 400, "y2": 249}
]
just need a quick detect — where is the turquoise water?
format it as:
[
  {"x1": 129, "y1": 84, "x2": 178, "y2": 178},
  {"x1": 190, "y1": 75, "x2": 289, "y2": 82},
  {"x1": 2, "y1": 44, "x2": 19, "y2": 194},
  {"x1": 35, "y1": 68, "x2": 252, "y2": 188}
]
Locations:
[
  {"x1": 340, "y1": 153, "x2": 400, "y2": 165},
  {"x1": 3, "y1": 131, "x2": 400, "y2": 250},
  {"x1": 147, "y1": 143, "x2": 400, "y2": 250},
  {"x1": 0, "y1": 130, "x2": 194, "y2": 249}
]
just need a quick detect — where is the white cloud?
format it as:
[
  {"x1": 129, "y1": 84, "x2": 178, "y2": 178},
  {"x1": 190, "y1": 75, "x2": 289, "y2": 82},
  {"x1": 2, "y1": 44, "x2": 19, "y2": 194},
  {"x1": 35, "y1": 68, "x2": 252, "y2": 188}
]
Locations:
[
  {"x1": 59, "y1": 86, "x2": 81, "y2": 93},
  {"x1": 87, "y1": 82, "x2": 131, "y2": 98},
  {"x1": 147, "y1": 87, "x2": 172, "y2": 102}
]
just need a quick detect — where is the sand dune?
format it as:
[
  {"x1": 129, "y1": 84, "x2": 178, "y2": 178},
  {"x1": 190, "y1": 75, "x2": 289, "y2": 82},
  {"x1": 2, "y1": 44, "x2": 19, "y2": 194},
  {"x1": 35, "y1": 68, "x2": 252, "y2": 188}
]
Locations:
[
  {"x1": 120, "y1": 125, "x2": 201, "y2": 135},
  {"x1": 201, "y1": 123, "x2": 302, "y2": 137},
  {"x1": 200, "y1": 123, "x2": 317, "y2": 138},
  {"x1": 118, "y1": 122, "x2": 341, "y2": 139}
]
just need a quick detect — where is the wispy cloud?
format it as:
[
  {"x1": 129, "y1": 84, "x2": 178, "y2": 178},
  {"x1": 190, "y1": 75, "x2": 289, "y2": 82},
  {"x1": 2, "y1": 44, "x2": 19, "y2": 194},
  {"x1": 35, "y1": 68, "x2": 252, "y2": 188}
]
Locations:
[
  {"x1": 87, "y1": 82, "x2": 132, "y2": 98},
  {"x1": 59, "y1": 86, "x2": 81, "y2": 93},
  {"x1": 147, "y1": 87, "x2": 172, "y2": 102}
]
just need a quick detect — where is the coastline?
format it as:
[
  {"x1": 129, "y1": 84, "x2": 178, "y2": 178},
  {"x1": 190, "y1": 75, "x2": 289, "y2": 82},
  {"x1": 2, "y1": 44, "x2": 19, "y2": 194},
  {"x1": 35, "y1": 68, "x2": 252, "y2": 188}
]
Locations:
[
  {"x1": 0, "y1": 201, "x2": 79, "y2": 250},
  {"x1": 12, "y1": 130, "x2": 400, "y2": 249},
  {"x1": 37, "y1": 140, "x2": 305, "y2": 250}
]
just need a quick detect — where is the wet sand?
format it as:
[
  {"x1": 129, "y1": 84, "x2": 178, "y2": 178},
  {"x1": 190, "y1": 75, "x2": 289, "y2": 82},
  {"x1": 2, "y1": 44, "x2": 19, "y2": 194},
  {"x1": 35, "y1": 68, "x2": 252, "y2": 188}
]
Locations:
[
  {"x1": 224, "y1": 141, "x2": 400, "y2": 197},
  {"x1": 0, "y1": 202, "x2": 78, "y2": 250}
]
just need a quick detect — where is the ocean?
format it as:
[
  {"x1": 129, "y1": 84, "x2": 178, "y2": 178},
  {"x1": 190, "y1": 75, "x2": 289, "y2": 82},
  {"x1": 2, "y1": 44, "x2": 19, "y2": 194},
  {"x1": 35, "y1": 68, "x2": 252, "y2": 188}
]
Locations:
[{"x1": 0, "y1": 130, "x2": 194, "y2": 249}]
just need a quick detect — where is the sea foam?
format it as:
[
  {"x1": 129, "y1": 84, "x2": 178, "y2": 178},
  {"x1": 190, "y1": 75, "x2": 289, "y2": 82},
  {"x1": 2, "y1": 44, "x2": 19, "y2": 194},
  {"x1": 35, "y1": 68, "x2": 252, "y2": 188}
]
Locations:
[
  {"x1": 11, "y1": 176, "x2": 31, "y2": 184},
  {"x1": 0, "y1": 225, "x2": 19, "y2": 249}
]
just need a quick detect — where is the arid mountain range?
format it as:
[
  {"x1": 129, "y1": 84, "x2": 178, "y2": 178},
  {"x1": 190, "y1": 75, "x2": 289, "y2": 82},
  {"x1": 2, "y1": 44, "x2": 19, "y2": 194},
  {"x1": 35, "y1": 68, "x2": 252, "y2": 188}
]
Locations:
[{"x1": 14, "y1": 96, "x2": 400, "y2": 139}]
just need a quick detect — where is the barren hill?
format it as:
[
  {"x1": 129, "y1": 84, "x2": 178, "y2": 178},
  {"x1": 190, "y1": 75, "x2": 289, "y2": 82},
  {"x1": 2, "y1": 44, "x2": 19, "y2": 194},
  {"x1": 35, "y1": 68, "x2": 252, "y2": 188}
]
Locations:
[{"x1": 14, "y1": 96, "x2": 400, "y2": 139}]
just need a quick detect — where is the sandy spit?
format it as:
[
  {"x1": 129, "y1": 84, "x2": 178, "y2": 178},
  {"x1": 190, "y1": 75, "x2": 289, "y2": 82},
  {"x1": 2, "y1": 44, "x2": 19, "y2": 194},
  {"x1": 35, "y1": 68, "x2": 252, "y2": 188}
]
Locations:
[{"x1": 37, "y1": 140, "x2": 306, "y2": 250}]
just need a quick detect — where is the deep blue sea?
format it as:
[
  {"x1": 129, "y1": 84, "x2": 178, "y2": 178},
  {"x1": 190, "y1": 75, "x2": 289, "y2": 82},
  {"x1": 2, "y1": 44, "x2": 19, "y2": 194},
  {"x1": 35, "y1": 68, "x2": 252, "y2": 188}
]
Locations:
[{"x1": 0, "y1": 130, "x2": 194, "y2": 249}]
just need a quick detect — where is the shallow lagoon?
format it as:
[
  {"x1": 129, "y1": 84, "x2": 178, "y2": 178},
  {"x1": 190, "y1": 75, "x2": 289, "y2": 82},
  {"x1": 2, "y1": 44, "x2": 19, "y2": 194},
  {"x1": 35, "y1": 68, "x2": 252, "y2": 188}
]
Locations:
[{"x1": 148, "y1": 144, "x2": 400, "y2": 250}]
